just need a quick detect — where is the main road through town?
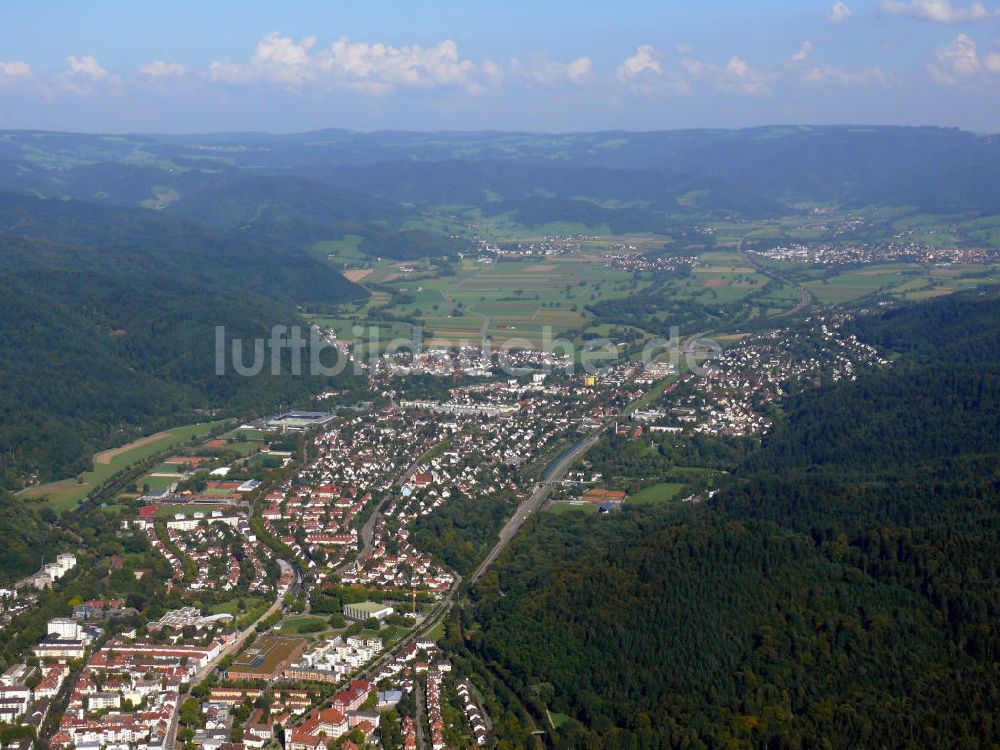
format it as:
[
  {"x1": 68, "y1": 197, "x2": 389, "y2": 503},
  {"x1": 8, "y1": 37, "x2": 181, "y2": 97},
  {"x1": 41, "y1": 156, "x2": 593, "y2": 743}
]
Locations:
[
  {"x1": 468, "y1": 432, "x2": 599, "y2": 585},
  {"x1": 169, "y1": 560, "x2": 298, "y2": 749}
]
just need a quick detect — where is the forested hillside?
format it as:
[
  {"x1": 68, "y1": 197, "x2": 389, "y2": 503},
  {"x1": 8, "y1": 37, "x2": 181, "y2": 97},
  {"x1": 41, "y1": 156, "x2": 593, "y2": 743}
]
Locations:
[
  {"x1": 0, "y1": 490, "x2": 58, "y2": 585},
  {"x1": 169, "y1": 175, "x2": 410, "y2": 228},
  {"x1": 466, "y1": 290, "x2": 1000, "y2": 749},
  {"x1": 0, "y1": 193, "x2": 368, "y2": 488}
]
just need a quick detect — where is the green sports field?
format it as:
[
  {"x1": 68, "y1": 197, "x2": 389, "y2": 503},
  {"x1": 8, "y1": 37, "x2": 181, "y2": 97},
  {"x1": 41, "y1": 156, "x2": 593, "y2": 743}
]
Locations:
[
  {"x1": 629, "y1": 482, "x2": 686, "y2": 505},
  {"x1": 19, "y1": 420, "x2": 229, "y2": 511}
]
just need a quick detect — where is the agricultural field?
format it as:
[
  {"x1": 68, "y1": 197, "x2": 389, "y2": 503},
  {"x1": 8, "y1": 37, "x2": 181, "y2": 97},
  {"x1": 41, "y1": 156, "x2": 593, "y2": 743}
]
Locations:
[
  {"x1": 311, "y1": 240, "x2": 819, "y2": 350},
  {"x1": 311, "y1": 218, "x2": 1000, "y2": 356},
  {"x1": 689, "y1": 252, "x2": 774, "y2": 304},
  {"x1": 318, "y1": 255, "x2": 650, "y2": 349},
  {"x1": 799, "y1": 263, "x2": 1000, "y2": 305},
  {"x1": 403, "y1": 260, "x2": 638, "y2": 347}
]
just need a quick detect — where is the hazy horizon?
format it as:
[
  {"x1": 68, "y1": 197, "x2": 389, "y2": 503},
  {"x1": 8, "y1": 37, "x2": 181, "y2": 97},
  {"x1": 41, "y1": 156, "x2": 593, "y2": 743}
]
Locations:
[{"x1": 1, "y1": 122, "x2": 995, "y2": 137}]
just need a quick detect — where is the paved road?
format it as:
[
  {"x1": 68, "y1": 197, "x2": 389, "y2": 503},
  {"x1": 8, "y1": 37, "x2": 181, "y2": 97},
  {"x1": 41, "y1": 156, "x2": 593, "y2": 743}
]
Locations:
[
  {"x1": 355, "y1": 499, "x2": 383, "y2": 564},
  {"x1": 414, "y1": 681, "x2": 428, "y2": 750},
  {"x1": 293, "y1": 377, "x2": 662, "y2": 729},
  {"x1": 299, "y1": 571, "x2": 463, "y2": 726},
  {"x1": 737, "y1": 233, "x2": 814, "y2": 319},
  {"x1": 469, "y1": 364, "x2": 690, "y2": 586},
  {"x1": 744, "y1": 254, "x2": 814, "y2": 318},
  {"x1": 469, "y1": 433, "x2": 598, "y2": 585},
  {"x1": 338, "y1": 436, "x2": 448, "y2": 576},
  {"x1": 170, "y1": 561, "x2": 297, "y2": 749},
  {"x1": 679, "y1": 233, "x2": 815, "y2": 371}
]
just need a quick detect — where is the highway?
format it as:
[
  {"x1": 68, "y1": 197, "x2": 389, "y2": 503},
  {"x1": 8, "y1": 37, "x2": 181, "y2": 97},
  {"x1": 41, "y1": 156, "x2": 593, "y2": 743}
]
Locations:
[
  {"x1": 469, "y1": 433, "x2": 598, "y2": 584},
  {"x1": 263, "y1": 373, "x2": 671, "y2": 733},
  {"x1": 187, "y1": 232, "x2": 815, "y2": 746},
  {"x1": 297, "y1": 430, "x2": 607, "y2": 720}
]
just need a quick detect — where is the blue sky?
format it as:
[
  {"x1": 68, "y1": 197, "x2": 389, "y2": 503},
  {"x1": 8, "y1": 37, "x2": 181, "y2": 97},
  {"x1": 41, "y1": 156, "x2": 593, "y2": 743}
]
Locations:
[{"x1": 1, "y1": 0, "x2": 998, "y2": 132}]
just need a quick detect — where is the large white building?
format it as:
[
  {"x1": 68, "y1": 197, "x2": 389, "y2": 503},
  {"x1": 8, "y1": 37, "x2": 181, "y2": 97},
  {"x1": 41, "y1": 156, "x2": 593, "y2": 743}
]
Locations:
[
  {"x1": 33, "y1": 618, "x2": 97, "y2": 662},
  {"x1": 343, "y1": 601, "x2": 394, "y2": 622},
  {"x1": 48, "y1": 618, "x2": 82, "y2": 640},
  {"x1": 18, "y1": 553, "x2": 78, "y2": 590}
]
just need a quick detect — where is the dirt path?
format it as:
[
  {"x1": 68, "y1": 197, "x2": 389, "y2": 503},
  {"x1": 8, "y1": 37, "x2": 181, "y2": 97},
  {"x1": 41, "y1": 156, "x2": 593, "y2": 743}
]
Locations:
[{"x1": 94, "y1": 430, "x2": 175, "y2": 464}]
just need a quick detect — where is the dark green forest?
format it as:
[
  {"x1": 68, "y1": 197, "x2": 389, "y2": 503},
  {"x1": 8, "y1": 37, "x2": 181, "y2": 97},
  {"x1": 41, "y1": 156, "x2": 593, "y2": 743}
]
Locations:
[
  {"x1": 0, "y1": 192, "x2": 368, "y2": 487},
  {"x1": 464, "y1": 289, "x2": 1000, "y2": 750}
]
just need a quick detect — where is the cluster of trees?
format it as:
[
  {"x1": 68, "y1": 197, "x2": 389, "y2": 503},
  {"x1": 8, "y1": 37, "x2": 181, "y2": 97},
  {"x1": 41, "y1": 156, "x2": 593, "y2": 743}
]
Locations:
[
  {"x1": 482, "y1": 197, "x2": 673, "y2": 234},
  {"x1": 583, "y1": 431, "x2": 754, "y2": 494},
  {"x1": 411, "y1": 488, "x2": 520, "y2": 576},
  {"x1": 358, "y1": 226, "x2": 465, "y2": 260},
  {"x1": 0, "y1": 505, "x2": 178, "y2": 667},
  {"x1": 465, "y1": 288, "x2": 1000, "y2": 749},
  {"x1": 0, "y1": 493, "x2": 58, "y2": 585}
]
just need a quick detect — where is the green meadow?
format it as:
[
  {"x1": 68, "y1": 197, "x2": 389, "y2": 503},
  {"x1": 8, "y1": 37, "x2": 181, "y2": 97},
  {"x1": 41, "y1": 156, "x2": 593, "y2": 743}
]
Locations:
[{"x1": 20, "y1": 420, "x2": 229, "y2": 511}]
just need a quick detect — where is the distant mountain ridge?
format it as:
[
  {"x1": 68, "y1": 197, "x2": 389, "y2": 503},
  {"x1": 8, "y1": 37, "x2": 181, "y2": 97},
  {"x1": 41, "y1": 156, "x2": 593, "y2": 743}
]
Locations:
[{"x1": 3, "y1": 125, "x2": 1000, "y2": 216}]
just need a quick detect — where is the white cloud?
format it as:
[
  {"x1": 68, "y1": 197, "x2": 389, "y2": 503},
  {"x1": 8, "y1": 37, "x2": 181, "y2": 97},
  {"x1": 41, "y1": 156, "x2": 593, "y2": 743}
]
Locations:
[
  {"x1": 681, "y1": 58, "x2": 707, "y2": 78},
  {"x1": 986, "y1": 51, "x2": 1000, "y2": 71},
  {"x1": 720, "y1": 56, "x2": 772, "y2": 93},
  {"x1": 783, "y1": 38, "x2": 891, "y2": 87},
  {"x1": 510, "y1": 55, "x2": 593, "y2": 85},
  {"x1": 618, "y1": 44, "x2": 665, "y2": 91},
  {"x1": 0, "y1": 60, "x2": 32, "y2": 80},
  {"x1": 929, "y1": 33, "x2": 982, "y2": 82},
  {"x1": 828, "y1": 2, "x2": 853, "y2": 22},
  {"x1": 56, "y1": 55, "x2": 118, "y2": 95},
  {"x1": 209, "y1": 59, "x2": 247, "y2": 84},
  {"x1": 140, "y1": 60, "x2": 187, "y2": 77},
  {"x1": 210, "y1": 33, "x2": 484, "y2": 93},
  {"x1": 0, "y1": 60, "x2": 33, "y2": 93},
  {"x1": 791, "y1": 41, "x2": 814, "y2": 62},
  {"x1": 726, "y1": 57, "x2": 751, "y2": 78},
  {"x1": 616, "y1": 45, "x2": 690, "y2": 94},
  {"x1": 482, "y1": 59, "x2": 504, "y2": 87},
  {"x1": 209, "y1": 33, "x2": 318, "y2": 86},
  {"x1": 675, "y1": 42, "x2": 696, "y2": 55},
  {"x1": 618, "y1": 44, "x2": 663, "y2": 81},
  {"x1": 253, "y1": 32, "x2": 318, "y2": 84},
  {"x1": 566, "y1": 57, "x2": 592, "y2": 81},
  {"x1": 882, "y1": 0, "x2": 997, "y2": 22},
  {"x1": 321, "y1": 38, "x2": 477, "y2": 90},
  {"x1": 66, "y1": 55, "x2": 107, "y2": 80},
  {"x1": 672, "y1": 54, "x2": 772, "y2": 94}
]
